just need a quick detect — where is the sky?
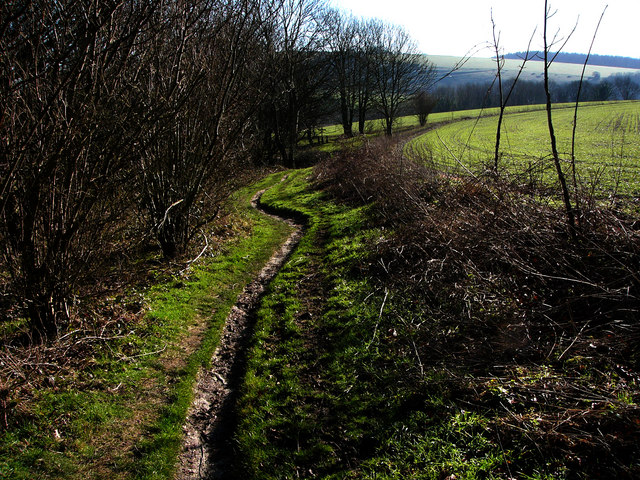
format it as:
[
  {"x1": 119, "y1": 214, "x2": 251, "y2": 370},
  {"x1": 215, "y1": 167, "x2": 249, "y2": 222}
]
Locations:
[{"x1": 329, "y1": 0, "x2": 640, "y2": 59}]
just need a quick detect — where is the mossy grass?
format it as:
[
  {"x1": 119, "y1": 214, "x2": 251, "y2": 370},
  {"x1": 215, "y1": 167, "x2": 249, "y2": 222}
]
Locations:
[
  {"x1": 235, "y1": 169, "x2": 516, "y2": 479},
  {"x1": 0, "y1": 172, "x2": 294, "y2": 480}
]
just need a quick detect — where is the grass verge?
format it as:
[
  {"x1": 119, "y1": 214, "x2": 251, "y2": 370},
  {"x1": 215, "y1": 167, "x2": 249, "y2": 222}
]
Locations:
[
  {"x1": 0, "y1": 172, "x2": 293, "y2": 480},
  {"x1": 235, "y1": 169, "x2": 510, "y2": 479}
]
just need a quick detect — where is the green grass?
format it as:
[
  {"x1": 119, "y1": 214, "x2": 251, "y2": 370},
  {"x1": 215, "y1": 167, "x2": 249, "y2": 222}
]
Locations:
[
  {"x1": 235, "y1": 163, "x2": 636, "y2": 479},
  {"x1": 0, "y1": 173, "x2": 294, "y2": 480},
  {"x1": 406, "y1": 100, "x2": 640, "y2": 195},
  {"x1": 319, "y1": 103, "x2": 564, "y2": 149},
  {"x1": 235, "y1": 169, "x2": 516, "y2": 479}
]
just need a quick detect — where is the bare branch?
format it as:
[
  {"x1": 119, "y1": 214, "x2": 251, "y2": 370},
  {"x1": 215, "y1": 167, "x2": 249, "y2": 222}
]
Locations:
[{"x1": 571, "y1": 5, "x2": 608, "y2": 216}]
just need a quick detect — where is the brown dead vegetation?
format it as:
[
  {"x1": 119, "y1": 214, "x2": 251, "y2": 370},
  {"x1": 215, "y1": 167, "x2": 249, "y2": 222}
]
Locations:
[{"x1": 315, "y1": 138, "x2": 640, "y2": 477}]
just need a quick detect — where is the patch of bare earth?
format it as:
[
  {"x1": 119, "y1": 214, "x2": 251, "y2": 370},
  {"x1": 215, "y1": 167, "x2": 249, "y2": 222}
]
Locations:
[{"x1": 175, "y1": 188, "x2": 303, "y2": 480}]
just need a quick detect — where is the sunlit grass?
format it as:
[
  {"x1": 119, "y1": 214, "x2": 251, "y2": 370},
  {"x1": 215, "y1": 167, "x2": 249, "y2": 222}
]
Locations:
[
  {"x1": 0, "y1": 173, "x2": 294, "y2": 480},
  {"x1": 406, "y1": 100, "x2": 640, "y2": 195},
  {"x1": 235, "y1": 169, "x2": 514, "y2": 479}
]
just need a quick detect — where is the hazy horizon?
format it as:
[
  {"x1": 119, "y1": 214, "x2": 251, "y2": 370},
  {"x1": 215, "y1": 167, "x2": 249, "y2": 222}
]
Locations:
[{"x1": 330, "y1": 0, "x2": 640, "y2": 60}]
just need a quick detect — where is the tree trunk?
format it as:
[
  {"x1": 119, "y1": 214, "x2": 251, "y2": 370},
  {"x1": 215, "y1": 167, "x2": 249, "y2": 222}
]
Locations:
[
  {"x1": 358, "y1": 113, "x2": 366, "y2": 134},
  {"x1": 494, "y1": 106, "x2": 504, "y2": 172},
  {"x1": 543, "y1": 0, "x2": 576, "y2": 234},
  {"x1": 27, "y1": 295, "x2": 59, "y2": 343},
  {"x1": 358, "y1": 93, "x2": 369, "y2": 134},
  {"x1": 340, "y1": 93, "x2": 353, "y2": 137}
]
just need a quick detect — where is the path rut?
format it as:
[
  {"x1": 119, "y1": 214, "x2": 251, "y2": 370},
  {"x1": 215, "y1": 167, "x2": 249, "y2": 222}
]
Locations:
[{"x1": 174, "y1": 184, "x2": 303, "y2": 479}]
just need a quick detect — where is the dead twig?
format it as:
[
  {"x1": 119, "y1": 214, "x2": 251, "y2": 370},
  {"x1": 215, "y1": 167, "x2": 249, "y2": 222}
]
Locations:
[{"x1": 367, "y1": 288, "x2": 388, "y2": 349}]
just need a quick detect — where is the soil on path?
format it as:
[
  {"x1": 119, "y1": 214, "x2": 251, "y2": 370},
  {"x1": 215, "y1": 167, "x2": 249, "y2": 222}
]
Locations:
[{"x1": 174, "y1": 185, "x2": 303, "y2": 480}]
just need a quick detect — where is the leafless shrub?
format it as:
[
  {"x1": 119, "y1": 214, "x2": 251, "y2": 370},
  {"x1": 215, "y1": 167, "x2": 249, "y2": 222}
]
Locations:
[
  {"x1": 0, "y1": 0, "x2": 268, "y2": 339},
  {"x1": 390, "y1": 182, "x2": 639, "y2": 475},
  {"x1": 1, "y1": 0, "x2": 155, "y2": 341},
  {"x1": 315, "y1": 139, "x2": 640, "y2": 476},
  {"x1": 314, "y1": 137, "x2": 439, "y2": 224}
]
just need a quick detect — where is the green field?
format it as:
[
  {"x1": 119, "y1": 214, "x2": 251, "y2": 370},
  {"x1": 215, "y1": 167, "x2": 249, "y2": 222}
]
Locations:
[
  {"x1": 406, "y1": 100, "x2": 640, "y2": 195},
  {"x1": 321, "y1": 104, "x2": 552, "y2": 140}
]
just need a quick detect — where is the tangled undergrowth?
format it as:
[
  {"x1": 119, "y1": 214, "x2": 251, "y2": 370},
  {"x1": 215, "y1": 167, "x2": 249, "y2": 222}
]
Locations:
[{"x1": 315, "y1": 138, "x2": 640, "y2": 478}]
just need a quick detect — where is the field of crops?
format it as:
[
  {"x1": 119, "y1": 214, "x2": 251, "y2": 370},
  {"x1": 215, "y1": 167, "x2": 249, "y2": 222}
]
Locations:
[
  {"x1": 406, "y1": 100, "x2": 640, "y2": 196},
  {"x1": 321, "y1": 104, "x2": 552, "y2": 139}
]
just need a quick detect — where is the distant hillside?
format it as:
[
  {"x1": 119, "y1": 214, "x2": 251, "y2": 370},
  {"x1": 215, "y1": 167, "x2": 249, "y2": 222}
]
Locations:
[
  {"x1": 505, "y1": 52, "x2": 640, "y2": 69},
  {"x1": 425, "y1": 55, "x2": 640, "y2": 87}
]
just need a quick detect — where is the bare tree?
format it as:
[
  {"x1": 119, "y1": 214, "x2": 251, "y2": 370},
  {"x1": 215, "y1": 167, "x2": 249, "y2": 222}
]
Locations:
[
  {"x1": 543, "y1": 0, "x2": 577, "y2": 233},
  {"x1": 611, "y1": 74, "x2": 640, "y2": 100},
  {"x1": 136, "y1": 0, "x2": 267, "y2": 258},
  {"x1": 372, "y1": 23, "x2": 435, "y2": 136},
  {"x1": 354, "y1": 18, "x2": 379, "y2": 135},
  {"x1": 325, "y1": 9, "x2": 359, "y2": 137},
  {"x1": 257, "y1": 0, "x2": 330, "y2": 166},
  {"x1": 0, "y1": 0, "x2": 155, "y2": 341}
]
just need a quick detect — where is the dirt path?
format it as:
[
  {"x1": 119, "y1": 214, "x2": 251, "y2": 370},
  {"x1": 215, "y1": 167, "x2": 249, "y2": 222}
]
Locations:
[{"x1": 174, "y1": 184, "x2": 303, "y2": 480}]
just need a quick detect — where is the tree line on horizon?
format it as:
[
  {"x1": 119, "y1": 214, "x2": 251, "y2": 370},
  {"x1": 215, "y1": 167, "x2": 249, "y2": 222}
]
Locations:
[
  {"x1": 432, "y1": 72, "x2": 640, "y2": 112},
  {"x1": 0, "y1": 0, "x2": 434, "y2": 342}
]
